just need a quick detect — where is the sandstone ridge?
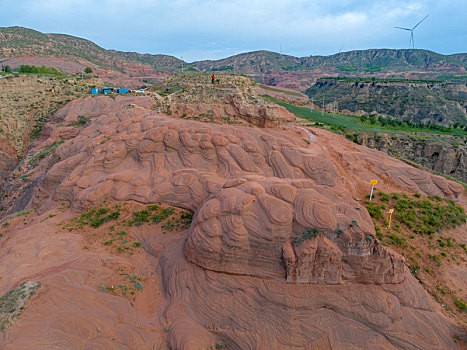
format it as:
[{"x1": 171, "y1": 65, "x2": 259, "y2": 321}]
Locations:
[{"x1": 1, "y1": 95, "x2": 465, "y2": 349}]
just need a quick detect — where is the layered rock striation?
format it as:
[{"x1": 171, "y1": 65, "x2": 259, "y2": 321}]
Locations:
[{"x1": 3, "y1": 95, "x2": 464, "y2": 349}]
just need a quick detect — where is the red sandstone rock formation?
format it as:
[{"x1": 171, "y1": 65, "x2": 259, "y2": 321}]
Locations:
[{"x1": 0, "y1": 95, "x2": 465, "y2": 349}]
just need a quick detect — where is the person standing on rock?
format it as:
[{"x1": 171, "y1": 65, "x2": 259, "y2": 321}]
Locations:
[{"x1": 211, "y1": 74, "x2": 215, "y2": 84}]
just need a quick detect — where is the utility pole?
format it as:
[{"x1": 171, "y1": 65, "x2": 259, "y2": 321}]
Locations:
[
  {"x1": 181, "y1": 56, "x2": 184, "y2": 73},
  {"x1": 81, "y1": 67, "x2": 84, "y2": 80},
  {"x1": 333, "y1": 100, "x2": 335, "y2": 117},
  {"x1": 322, "y1": 99, "x2": 324, "y2": 116},
  {"x1": 310, "y1": 96, "x2": 313, "y2": 113}
]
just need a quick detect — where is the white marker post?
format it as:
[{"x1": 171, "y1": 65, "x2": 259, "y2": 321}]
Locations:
[{"x1": 369, "y1": 180, "x2": 378, "y2": 201}]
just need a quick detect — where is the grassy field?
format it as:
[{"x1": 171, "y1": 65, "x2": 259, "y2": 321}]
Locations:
[
  {"x1": 261, "y1": 94, "x2": 467, "y2": 136},
  {"x1": 258, "y1": 84, "x2": 304, "y2": 97}
]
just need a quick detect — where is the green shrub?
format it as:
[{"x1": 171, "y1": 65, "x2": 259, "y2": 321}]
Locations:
[
  {"x1": 67, "y1": 115, "x2": 90, "y2": 127},
  {"x1": 76, "y1": 206, "x2": 121, "y2": 228},
  {"x1": 387, "y1": 232, "x2": 407, "y2": 247},
  {"x1": 28, "y1": 141, "x2": 64, "y2": 164},
  {"x1": 366, "y1": 202, "x2": 386, "y2": 220},
  {"x1": 131, "y1": 209, "x2": 151, "y2": 225},
  {"x1": 427, "y1": 195, "x2": 442, "y2": 202},
  {"x1": 19, "y1": 65, "x2": 62, "y2": 75},
  {"x1": 391, "y1": 193, "x2": 401, "y2": 200},
  {"x1": 454, "y1": 296, "x2": 467, "y2": 312},
  {"x1": 374, "y1": 225, "x2": 383, "y2": 240},
  {"x1": 152, "y1": 208, "x2": 174, "y2": 223},
  {"x1": 294, "y1": 228, "x2": 320, "y2": 245},
  {"x1": 379, "y1": 192, "x2": 391, "y2": 202},
  {"x1": 428, "y1": 254, "x2": 442, "y2": 267},
  {"x1": 0, "y1": 281, "x2": 41, "y2": 330}
]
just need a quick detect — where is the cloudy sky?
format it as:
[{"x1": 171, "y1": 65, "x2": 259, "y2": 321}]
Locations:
[{"x1": 1, "y1": 0, "x2": 466, "y2": 61}]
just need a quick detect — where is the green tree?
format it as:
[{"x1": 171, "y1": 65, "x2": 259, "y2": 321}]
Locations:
[{"x1": 84, "y1": 67, "x2": 93, "y2": 74}]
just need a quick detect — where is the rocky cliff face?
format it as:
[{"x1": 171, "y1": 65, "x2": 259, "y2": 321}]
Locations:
[
  {"x1": 357, "y1": 133, "x2": 467, "y2": 183},
  {"x1": 306, "y1": 78, "x2": 467, "y2": 126}
]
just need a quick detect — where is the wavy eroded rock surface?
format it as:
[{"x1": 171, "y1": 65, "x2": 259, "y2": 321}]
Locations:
[{"x1": 0, "y1": 95, "x2": 465, "y2": 349}]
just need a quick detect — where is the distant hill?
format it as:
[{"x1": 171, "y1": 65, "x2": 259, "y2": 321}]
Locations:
[
  {"x1": 0, "y1": 26, "x2": 185, "y2": 73},
  {"x1": 1, "y1": 26, "x2": 466, "y2": 89},
  {"x1": 194, "y1": 49, "x2": 467, "y2": 90},
  {"x1": 194, "y1": 49, "x2": 467, "y2": 74}
]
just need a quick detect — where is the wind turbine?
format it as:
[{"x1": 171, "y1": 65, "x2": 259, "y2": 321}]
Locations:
[{"x1": 395, "y1": 15, "x2": 429, "y2": 49}]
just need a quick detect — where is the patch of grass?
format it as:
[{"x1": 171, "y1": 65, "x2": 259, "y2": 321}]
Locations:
[
  {"x1": 387, "y1": 232, "x2": 407, "y2": 247},
  {"x1": 261, "y1": 94, "x2": 380, "y2": 132},
  {"x1": 70, "y1": 206, "x2": 121, "y2": 229},
  {"x1": 127, "y1": 205, "x2": 187, "y2": 227},
  {"x1": 14, "y1": 209, "x2": 35, "y2": 217},
  {"x1": 120, "y1": 273, "x2": 143, "y2": 291},
  {"x1": 453, "y1": 296, "x2": 467, "y2": 312},
  {"x1": 215, "y1": 342, "x2": 226, "y2": 350},
  {"x1": 151, "y1": 208, "x2": 174, "y2": 224},
  {"x1": 366, "y1": 202, "x2": 386, "y2": 221},
  {"x1": 27, "y1": 141, "x2": 64, "y2": 165},
  {"x1": 263, "y1": 94, "x2": 467, "y2": 136},
  {"x1": 389, "y1": 195, "x2": 465, "y2": 234},
  {"x1": 66, "y1": 115, "x2": 91, "y2": 127},
  {"x1": 130, "y1": 209, "x2": 151, "y2": 226},
  {"x1": 293, "y1": 228, "x2": 321, "y2": 245},
  {"x1": 428, "y1": 253, "x2": 442, "y2": 267},
  {"x1": 258, "y1": 84, "x2": 304, "y2": 97},
  {"x1": 374, "y1": 225, "x2": 383, "y2": 240},
  {"x1": 0, "y1": 281, "x2": 41, "y2": 330},
  {"x1": 378, "y1": 191, "x2": 391, "y2": 202}
]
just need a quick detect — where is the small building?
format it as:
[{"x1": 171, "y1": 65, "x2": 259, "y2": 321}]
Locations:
[
  {"x1": 117, "y1": 88, "x2": 128, "y2": 94},
  {"x1": 91, "y1": 88, "x2": 99, "y2": 94},
  {"x1": 101, "y1": 87, "x2": 112, "y2": 94}
]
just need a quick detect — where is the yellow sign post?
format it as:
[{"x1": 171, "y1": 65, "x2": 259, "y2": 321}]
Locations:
[
  {"x1": 388, "y1": 209, "x2": 394, "y2": 229},
  {"x1": 369, "y1": 180, "x2": 378, "y2": 201}
]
